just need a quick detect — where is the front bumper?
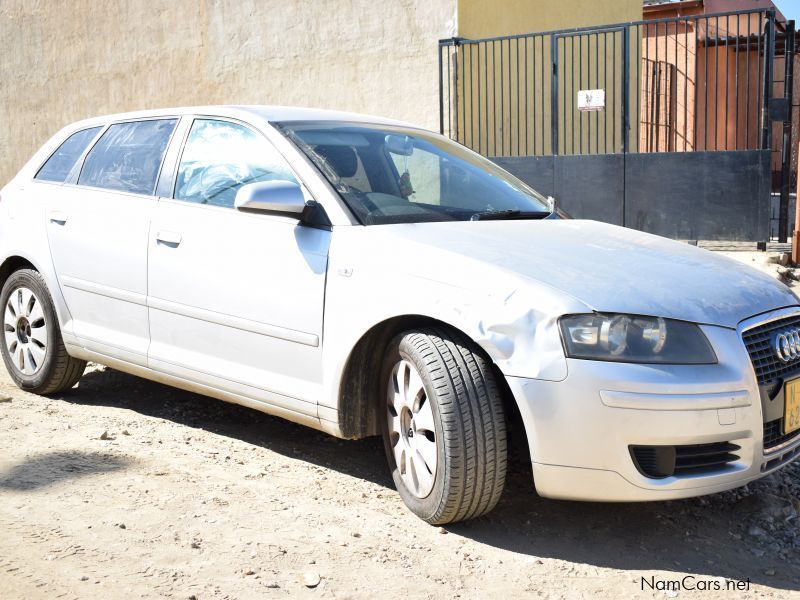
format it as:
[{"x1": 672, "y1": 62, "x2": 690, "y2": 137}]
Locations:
[{"x1": 506, "y1": 321, "x2": 800, "y2": 502}]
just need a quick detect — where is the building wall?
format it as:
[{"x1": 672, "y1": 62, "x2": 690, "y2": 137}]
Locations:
[
  {"x1": 457, "y1": 0, "x2": 641, "y2": 39},
  {"x1": 0, "y1": 0, "x2": 457, "y2": 185}
]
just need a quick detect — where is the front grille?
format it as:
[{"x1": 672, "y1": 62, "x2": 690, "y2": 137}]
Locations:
[
  {"x1": 630, "y1": 442, "x2": 740, "y2": 478},
  {"x1": 763, "y1": 418, "x2": 800, "y2": 452},
  {"x1": 742, "y1": 314, "x2": 800, "y2": 385}
]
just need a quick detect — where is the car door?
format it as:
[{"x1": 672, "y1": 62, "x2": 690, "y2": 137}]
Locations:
[
  {"x1": 45, "y1": 118, "x2": 178, "y2": 365},
  {"x1": 147, "y1": 117, "x2": 330, "y2": 415}
]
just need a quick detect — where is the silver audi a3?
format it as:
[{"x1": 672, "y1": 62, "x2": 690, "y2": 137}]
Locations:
[{"x1": 0, "y1": 105, "x2": 798, "y2": 524}]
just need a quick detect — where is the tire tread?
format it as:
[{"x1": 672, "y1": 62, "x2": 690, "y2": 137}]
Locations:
[{"x1": 389, "y1": 327, "x2": 507, "y2": 525}]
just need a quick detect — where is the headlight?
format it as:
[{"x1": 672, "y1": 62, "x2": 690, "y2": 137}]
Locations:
[{"x1": 559, "y1": 314, "x2": 717, "y2": 364}]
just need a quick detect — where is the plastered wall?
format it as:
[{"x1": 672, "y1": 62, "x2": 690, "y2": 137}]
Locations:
[{"x1": 0, "y1": 0, "x2": 457, "y2": 185}]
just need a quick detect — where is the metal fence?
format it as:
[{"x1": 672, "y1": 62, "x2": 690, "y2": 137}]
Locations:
[
  {"x1": 439, "y1": 8, "x2": 780, "y2": 156},
  {"x1": 438, "y1": 8, "x2": 799, "y2": 241}
]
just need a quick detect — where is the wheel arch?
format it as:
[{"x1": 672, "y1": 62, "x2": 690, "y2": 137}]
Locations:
[
  {"x1": 0, "y1": 253, "x2": 75, "y2": 340},
  {"x1": 0, "y1": 255, "x2": 39, "y2": 290},
  {"x1": 336, "y1": 314, "x2": 531, "y2": 464}
]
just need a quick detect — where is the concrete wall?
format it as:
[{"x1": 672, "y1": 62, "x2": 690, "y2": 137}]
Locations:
[{"x1": 0, "y1": 0, "x2": 457, "y2": 186}]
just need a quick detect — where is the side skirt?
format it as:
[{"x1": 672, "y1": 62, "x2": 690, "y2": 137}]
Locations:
[{"x1": 64, "y1": 343, "x2": 342, "y2": 437}]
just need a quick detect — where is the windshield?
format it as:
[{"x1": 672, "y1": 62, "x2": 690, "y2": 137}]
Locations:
[{"x1": 276, "y1": 121, "x2": 551, "y2": 225}]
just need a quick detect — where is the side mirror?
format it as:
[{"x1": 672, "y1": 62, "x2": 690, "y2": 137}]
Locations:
[{"x1": 234, "y1": 180, "x2": 306, "y2": 216}]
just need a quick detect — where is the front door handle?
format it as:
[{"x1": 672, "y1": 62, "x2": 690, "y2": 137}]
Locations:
[
  {"x1": 155, "y1": 230, "x2": 182, "y2": 247},
  {"x1": 49, "y1": 211, "x2": 68, "y2": 225}
]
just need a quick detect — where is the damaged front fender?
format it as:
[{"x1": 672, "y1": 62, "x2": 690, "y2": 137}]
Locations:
[{"x1": 445, "y1": 284, "x2": 586, "y2": 381}]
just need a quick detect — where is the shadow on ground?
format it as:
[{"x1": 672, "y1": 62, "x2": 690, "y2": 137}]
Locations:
[
  {"x1": 0, "y1": 450, "x2": 131, "y2": 491},
  {"x1": 57, "y1": 366, "x2": 799, "y2": 593}
]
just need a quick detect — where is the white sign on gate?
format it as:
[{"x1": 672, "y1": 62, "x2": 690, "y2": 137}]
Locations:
[{"x1": 577, "y1": 89, "x2": 605, "y2": 111}]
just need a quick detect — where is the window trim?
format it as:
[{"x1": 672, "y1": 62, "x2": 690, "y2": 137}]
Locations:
[
  {"x1": 32, "y1": 125, "x2": 105, "y2": 186},
  {"x1": 62, "y1": 115, "x2": 182, "y2": 199}
]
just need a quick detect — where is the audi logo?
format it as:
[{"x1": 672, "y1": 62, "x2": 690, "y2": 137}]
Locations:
[{"x1": 774, "y1": 329, "x2": 800, "y2": 363}]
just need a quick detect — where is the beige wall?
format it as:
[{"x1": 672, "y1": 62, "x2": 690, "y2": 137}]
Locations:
[
  {"x1": 0, "y1": 0, "x2": 457, "y2": 185},
  {"x1": 457, "y1": 0, "x2": 641, "y2": 39}
]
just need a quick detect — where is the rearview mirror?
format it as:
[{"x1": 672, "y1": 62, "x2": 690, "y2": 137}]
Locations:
[
  {"x1": 234, "y1": 180, "x2": 307, "y2": 216},
  {"x1": 385, "y1": 134, "x2": 414, "y2": 156}
]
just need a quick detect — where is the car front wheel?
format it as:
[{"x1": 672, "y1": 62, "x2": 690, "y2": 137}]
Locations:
[
  {"x1": 380, "y1": 327, "x2": 507, "y2": 524},
  {"x1": 1, "y1": 269, "x2": 86, "y2": 394}
]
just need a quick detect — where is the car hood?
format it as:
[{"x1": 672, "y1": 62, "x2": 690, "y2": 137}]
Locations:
[{"x1": 376, "y1": 219, "x2": 798, "y2": 328}]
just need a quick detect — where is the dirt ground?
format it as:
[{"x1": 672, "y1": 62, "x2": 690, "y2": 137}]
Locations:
[{"x1": 1, "y1": 251, "x2": 799, "y2": 600}]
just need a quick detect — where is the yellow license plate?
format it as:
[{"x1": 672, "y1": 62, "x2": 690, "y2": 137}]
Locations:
[{"x1": 784, "y1": 379, "x2": 800, "y2": 435}]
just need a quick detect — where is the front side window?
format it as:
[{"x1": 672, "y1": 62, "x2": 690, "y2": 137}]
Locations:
[
  {"x1": 277, "y1": 121, "x2": 551, "y2": 225},
  {"x1": 35, "y1": 126, "x2": 102, "y2": 183},
  {"x1": 174, "y1": 119, "x2": 298, "y2": 209},
  {"x1": 78, "y1": 119, "x2": 177, "y2": 195}
]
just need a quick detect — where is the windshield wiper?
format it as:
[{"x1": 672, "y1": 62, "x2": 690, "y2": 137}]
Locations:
[{"x1": 470, "y1": 209, "x2": 551, "y2": 221}]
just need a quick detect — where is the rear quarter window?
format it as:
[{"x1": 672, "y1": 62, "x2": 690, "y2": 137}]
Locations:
[{"x1": 34, "y1": 126, "x2": 102, "y2": 183}]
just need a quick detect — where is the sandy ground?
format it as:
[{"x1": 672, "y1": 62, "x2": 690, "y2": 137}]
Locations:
[{"x1": 0, "y1": 250, "x2": 799, "y2": 599}]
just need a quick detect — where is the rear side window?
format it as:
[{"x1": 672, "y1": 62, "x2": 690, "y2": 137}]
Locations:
[
  {"x1": 35, "y1": 126, "x2": 102, "y2": 183},
  {"x1": 78, "y1": 119, "x2": 177, "y2": 195}
]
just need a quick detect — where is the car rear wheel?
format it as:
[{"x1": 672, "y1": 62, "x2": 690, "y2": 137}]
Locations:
[
  {"x1": 1, "y1": 269, "x2": 86, "y2": 394},
  {"x1": 380, "y1": 327, "x2": 507, "y2": 524}
]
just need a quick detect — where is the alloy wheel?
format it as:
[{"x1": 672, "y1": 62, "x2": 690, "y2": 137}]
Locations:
[
  {"x1": 3, "y1": 286, "x2": 47, "y2": 375},
  {"x1": 387, "y1": 359, "x2": 438, "y2": 498}
]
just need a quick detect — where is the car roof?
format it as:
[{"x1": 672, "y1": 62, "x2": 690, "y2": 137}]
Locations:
[{"x1": 65, "y1": 105, "x2": 419, "y2": 131}]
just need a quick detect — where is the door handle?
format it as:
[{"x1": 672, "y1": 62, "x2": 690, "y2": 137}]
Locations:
[
  {"x1": 49, "y1": 211, "x2": 68, "y2": 225},
  {"x1": 155, "y1": 230, "x2": 182, "y2": 247}
]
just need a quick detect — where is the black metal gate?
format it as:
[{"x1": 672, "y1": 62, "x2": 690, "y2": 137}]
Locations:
[{"x1": 438, "y1": 8, "x2": 796, "y2": 242}]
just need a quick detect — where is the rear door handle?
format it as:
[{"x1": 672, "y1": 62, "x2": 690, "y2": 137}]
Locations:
[
  {"x1": 49, "y1": 211, "x2": 68, "y2": 225},
  {"x1": 155, "y1": 230, "x2": 182, "y2": 247}
]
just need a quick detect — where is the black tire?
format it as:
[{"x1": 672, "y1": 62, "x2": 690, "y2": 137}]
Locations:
[
  {"x1": 380, "y1": 327, "x2": 507, "y2": 525},
  {"x1": 0, "y1": 269, "x2": 86, "y2": 394}
]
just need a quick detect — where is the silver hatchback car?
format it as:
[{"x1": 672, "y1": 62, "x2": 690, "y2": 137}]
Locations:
[{"x1": 1, "y1": 105, "x2": 799, "y2": 524}]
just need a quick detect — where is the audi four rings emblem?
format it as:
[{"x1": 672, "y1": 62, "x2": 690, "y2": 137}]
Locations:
[{"x1": 774, "y1": 329, "x2": 800, "y2": 363}]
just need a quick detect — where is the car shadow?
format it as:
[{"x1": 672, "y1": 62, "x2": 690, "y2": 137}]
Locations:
[
  {"x1": 56, "y1": 366, "x2": 799, "y2": 593},
  {"x1": 0, "y1": 450, "x2": 131, "y2": 491}
]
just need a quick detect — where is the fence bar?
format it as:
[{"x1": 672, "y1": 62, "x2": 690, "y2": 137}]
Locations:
[
  {"x1": 704, "y1": 17, "x2": 709, "y2": 150},
  {"x1": 492, "y1": 40, "x2": 497, "y2": 155},
  {"x1": 483, "y1": 42, "x2": 488, "y2": 154},
  {"x1": 587, "y1": 34, "x2": 592, "y2": 153},
  {"x1": 524, "y1": 37, "x2": 528, "y2": 154},
  {"x1": 517, "y1": 39, "x2": 522, "y2": 155},
  {"x1": 636, "y1": 24, "x2": 641, "y2": 152},
  {"x1": 622, "y1": 26, "x2": 630, "y2": 153},
  {"x1": 656, "y1": 22, "x2": 661, "y2": 152},
  {"x1": 595, "y1": 32, "x2": 599, "y2": 154},
  {"x1": 779, "y1": 20, "x2": 795, "y2": 242},
  {"x1": 761, "y1": 11, "x2": 774, "y2": 150},
  {"x1": 746, "y1": 14, "x2": 751, "y2": 149},
  {"x1": 714, "y1": 15, "x2": 719, "y2": 150},
  {"x1": 540, "y1": 36, "x2": 545, "y2": 154},
  {"x1": 734, "y1": 14, "x2": 739, "y2": 150},
  {"x1": 570, "y1": 36, "x2": 575, "y2": 154},
  {"x1": 694, "y1": 19, "x2": 698, "y2": 149},
  {"x1": 551, "y1": 34, "x2": 558, "y2": 155},
  {"x1": 507, "y1": 38, "x2": 512, "y2": 155},
  {"x1": 725, "y1": 14, "x2": 730, "y2": 150},
  {"x1": 685, "y1": 19, "x2": 689, "y2": 150}
]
